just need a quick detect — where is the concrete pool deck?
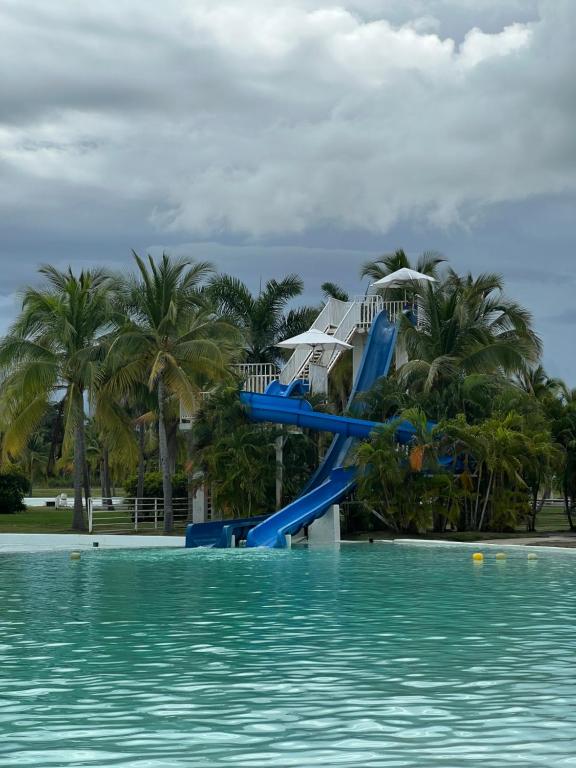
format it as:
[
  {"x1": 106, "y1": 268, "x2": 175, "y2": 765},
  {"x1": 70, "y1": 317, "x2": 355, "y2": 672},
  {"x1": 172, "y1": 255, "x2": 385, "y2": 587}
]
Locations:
[
  {"x1": 0, "y1": 533, "x2": 185, "y2": 553},
  {"x1": 474, "y1": 535, "x2": 576, "y2": 548},
  {"x1": 391, "y1": 535, "x2": 576, "y2": 553}
]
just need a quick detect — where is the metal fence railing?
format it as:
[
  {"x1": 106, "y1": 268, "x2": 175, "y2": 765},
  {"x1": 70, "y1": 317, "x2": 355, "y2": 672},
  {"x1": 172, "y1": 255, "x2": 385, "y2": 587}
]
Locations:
[
  {"x1": 234, "y1": 363, "x2": 280, "y2": 394},
  {"x1": 88, "y1": 497, "x2": 191, "y2": 534}
]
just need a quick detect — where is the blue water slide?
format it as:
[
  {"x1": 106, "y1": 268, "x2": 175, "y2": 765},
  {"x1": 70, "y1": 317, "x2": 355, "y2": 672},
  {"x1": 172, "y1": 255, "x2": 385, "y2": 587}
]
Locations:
[
  {"x1": 245, "y1": 468, "x2": 355, "y2": 549},
  {"x1": 304, "y1": 309, "x2": 398, "y2": 491},
  {"x1": 265, "y1": 379, "x2": 310, "y2": 398},
  {"x1": 239, "y1": 391, "x2": 416, "y2": 444},
  {"x1": 185, "y1": 516, "x2": 268, "y2": 548},
  {"x1": 244, "y1": 310, "x2": 403, "y2": 548}
]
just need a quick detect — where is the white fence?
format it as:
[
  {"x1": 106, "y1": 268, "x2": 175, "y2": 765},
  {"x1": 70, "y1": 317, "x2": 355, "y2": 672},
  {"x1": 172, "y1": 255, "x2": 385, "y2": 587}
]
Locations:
[
  {"x1": 88, "y1": 497, "x2": 191, "y2": 533},
  {"x1": 180, "y1": 363, "x2": 279, "y2": 428},
  {"x1": 234, "y1": 362, "x2": 279, "y2": 394},
  {"x1": 353, "y1": 296, "x2": 408, "y2": 329}
]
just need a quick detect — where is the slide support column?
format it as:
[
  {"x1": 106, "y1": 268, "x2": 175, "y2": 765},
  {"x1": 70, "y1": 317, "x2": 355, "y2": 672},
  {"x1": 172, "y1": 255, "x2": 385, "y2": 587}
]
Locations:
[{"x1": 308, "y1": 504, "x2": 341, "y2": 545}]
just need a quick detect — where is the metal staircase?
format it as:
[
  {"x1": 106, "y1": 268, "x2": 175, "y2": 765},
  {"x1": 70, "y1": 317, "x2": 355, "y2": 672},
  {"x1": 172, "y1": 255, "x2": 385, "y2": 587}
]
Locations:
[{"x1": 279, "y1": 296, "x2": 407, "y2": 385}]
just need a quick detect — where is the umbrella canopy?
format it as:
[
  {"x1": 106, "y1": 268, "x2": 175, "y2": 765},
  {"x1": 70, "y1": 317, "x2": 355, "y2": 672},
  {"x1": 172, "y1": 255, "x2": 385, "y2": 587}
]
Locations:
[
  {"x1": 371, "y1": 267, "x2": 436, "y2": 288},
  {"x1": 276, "y1": 329, "x2": 352, "y2": 350}
]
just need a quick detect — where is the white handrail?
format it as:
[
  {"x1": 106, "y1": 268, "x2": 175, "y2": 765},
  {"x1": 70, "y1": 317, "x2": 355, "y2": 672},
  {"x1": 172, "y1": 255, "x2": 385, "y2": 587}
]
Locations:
[
  {"x1": 234, "y1": 363, "x2": 279, "y2": 394},
  {"x1": 273, "y1": 296, "x2": 422, "y2": 388},
  {"x1": 322, "y1": 302, "x2": 359, "y2": 372},
  {"x1": 279, "y1": 299, "x2": 352, "y2": 384},
  {"x1": 89, "y1": 497, "x2": 190, "y2": 533}
]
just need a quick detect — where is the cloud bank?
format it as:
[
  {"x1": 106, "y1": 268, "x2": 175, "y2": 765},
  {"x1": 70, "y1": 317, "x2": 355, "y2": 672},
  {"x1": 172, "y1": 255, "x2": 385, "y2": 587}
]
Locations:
[{"x1": 1, "y1": 0, "x2": 574, "y2": 238}]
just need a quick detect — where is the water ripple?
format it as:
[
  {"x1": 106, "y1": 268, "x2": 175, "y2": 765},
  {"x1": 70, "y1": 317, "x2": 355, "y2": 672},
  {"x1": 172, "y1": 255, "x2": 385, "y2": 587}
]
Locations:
[{"x1": 1, "y1": 545, "x2": 576, "y2": 766}]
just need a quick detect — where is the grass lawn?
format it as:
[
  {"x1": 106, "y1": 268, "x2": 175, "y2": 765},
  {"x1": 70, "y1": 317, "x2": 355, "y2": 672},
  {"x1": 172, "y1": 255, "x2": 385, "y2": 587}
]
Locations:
[
  {"x1": 1, "y1": 502, "x2": 572, "y2": 538},
  {"x1": 0, "y1": 507, "x2": 77, "y2": 533},
  {"x1": 30, "y1": 488, "x2": 123, "y2": 498},
  {"x1": 0, "y1": 505, "x2": 187, "y2": 535}
]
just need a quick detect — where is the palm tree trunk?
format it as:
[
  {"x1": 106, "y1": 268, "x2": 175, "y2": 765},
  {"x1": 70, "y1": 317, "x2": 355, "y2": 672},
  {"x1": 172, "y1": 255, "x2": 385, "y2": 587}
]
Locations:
[
  {"x1": 102, "y1": 445, "x2": 112, "y2": 508},
  {"x1": 157, "y1": 377, "x2": 173, "y2": 533},
  {"x1": 478, "y1": 469, "x2": 494, "y2": 531},
  {"x1": 136, "y1": 422, "x2": 145, "y2": 514},
  {"x1": 72, "y1": 394, "x2": 87, "y2": 532},
  {"x1": 473, "y1": 463, "x2": 484, "y2": 529},
  {"x1": 48, "y1": 401, "x2": 64, "y2": 475},
  {"x1": 185, "y1": 431, "x2": 194, "y2": 522},
  {"x1": 563, "y1": 477, "x2": 575, "y2": 531},
  {"x1": 100, "y1": 457, "x2": 105, "y2": 501},
  {"x1": 275, "y1": 434, "x2": 285, "y2": 511},
  {"x1": 83, "y1": 458, "x2": 91, "y2": 513}
]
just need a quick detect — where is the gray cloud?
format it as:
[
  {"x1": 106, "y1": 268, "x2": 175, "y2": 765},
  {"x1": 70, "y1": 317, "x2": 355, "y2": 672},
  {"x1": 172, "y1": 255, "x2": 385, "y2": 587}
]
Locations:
[
  {"x1": 1, "y1": 0, "x2": 574, "y2": 237},
  {"x1": 0, "y1": 0, "x2": 574, "y2": 381}
]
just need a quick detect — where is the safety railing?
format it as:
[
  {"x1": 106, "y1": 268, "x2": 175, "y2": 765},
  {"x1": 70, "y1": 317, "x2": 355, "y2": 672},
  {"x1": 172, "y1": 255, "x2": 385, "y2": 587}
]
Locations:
[
  {"x1": 88, "y1": 497, "x2": 191, "y2": 533},
  {"x1": 279, "y1": 299, "x2": 351, "y2": 384},
  {"x1": 234, "y1": 363, "x2": 279, "y2": 394},
  {"x1": 325, "y1": 302, "x2": 359, "y2": 372},
  {"x1": 180, "y1": 364, "x2": 280, "y2": 428},
  {"x1": 353, "y1": 296, "x2": 415, "y2": 328}
]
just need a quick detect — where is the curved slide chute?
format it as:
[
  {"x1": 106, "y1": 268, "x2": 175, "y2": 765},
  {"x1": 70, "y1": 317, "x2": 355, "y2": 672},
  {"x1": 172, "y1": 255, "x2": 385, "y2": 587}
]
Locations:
[
  {"x1": 244, "y1": 310, "x2": 401, "y2": 548},
  {"x1": 302, "y1": 309, "x2": 398, "y2": 491},
  {"x1": 242, "y1": 467, "x2": 356, "y2": 550}
]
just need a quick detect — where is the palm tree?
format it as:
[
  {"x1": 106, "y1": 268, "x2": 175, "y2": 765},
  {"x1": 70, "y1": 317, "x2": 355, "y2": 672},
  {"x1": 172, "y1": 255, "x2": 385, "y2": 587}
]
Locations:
[
  {"x1": 200, "y1": 424, "x2": 276, "y2": 518},
  {"x1": 206, "y1": 274, "x2": 305, "y2": 363},
  {"x1": 442, "y1": 410, "x2": 556, "y2": 531},
  {"x1": 516, "y1": 364, "x2": 566, "y2": 403},
  {"x1": 321, "y1": 282, "x2": 349, "y2": 302},
  {"x1": 399, "y1": 271, "x2": 541, "y2": 393},
  {"x1": 108, "y1": 252, "x2": 238, "y2": 532},
  {"x1": 20, "y1": 433, "x2": 49, "y2": 494},
  {"x1": 0, "y1": 266, "x2": 114, "y2": 530},
  {"x1": 361, "y1": 248, "x2": 445, "y2": 284}
]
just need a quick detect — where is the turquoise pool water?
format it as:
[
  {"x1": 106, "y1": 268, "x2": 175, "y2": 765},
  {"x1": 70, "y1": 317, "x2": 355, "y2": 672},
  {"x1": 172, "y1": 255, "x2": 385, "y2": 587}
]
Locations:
[{"x1": 1, "y1": 543, "x2": 575, "y2": 767}]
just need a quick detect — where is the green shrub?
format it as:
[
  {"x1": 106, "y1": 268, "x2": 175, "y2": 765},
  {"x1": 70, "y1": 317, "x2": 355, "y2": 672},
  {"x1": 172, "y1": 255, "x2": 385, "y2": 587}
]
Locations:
[
  {"x1": 0, "y1": 472, "x2": 30, "y2": 514},
  {"x1": 124, "y1": 472, "x2": 188, "y2": 498}
]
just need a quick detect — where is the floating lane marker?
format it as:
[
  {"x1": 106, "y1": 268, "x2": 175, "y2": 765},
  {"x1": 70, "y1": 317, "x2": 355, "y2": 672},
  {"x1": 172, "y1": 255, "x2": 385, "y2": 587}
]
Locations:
[
  {"x1": 527, "y1": 552, "x2": 538, "y2": 560},
  {"x1": 70, "y1": 551, "x2": 81, "y2": 560},
  {"x1": 495, "y1": 552, "x2": 507, "y2": 560},
  {"x1": 472, "y1": 552, "x2": 484, "y2": 562}
]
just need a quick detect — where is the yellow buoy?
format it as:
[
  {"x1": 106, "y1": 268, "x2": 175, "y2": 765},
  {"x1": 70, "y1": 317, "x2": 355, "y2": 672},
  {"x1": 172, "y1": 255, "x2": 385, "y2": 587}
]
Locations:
[
  {"x1": 527, "y1": 552, "x2": 538, "y2": 561},
  {"x1": 472, "y1": 552, "x2": 484, "y2": 562},
  {"x1": 70, "y1": 551, "x2": 81, "y2": 560},
  {"x1": 495, "y1": 552, "x2": 507, "y2": 561}
]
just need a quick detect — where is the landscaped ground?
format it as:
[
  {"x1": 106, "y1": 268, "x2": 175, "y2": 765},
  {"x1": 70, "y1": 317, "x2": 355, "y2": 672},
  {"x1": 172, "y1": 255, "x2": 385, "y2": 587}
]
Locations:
[
  {"x1": 346, "y1": 504, "x2": 574, "y2": 542},
  {"x1": 0, "y1": 508, "x2": 75, "y2": 533},
  {"x1": 30, "y1": 487, "x2": 118, "y2": 498},
  {"x1": 0, "y1": 503, "x2": 572, "y2": 537}
]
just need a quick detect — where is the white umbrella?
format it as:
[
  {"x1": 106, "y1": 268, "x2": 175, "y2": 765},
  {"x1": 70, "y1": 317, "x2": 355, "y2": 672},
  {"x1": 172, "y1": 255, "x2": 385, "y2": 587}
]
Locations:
[
  {"x1": 276, "y1": 329, "x2": 352, "y2": 350},
  {"x1": 371, "y1": 267, "x2": 436, "y2": 288}
]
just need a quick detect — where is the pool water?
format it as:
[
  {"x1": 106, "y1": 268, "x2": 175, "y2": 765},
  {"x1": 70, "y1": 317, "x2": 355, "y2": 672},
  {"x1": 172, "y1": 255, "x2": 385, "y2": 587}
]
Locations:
[{"x1": 1, "y1": 544, "x2": 576, "y2": 767}]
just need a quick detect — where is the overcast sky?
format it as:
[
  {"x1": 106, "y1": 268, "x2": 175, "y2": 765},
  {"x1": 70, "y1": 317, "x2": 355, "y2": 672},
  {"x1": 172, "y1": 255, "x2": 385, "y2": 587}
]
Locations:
[{"x1": 1, "y1": 0, "x2": 575, "y2": 380}]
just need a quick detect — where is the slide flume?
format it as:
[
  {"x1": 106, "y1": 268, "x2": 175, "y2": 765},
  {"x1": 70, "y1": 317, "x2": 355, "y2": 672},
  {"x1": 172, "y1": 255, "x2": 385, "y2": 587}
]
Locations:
[
  {"x1": 243, "y1": 467, "x2": 356, "y2": 549},
  {"x1": 244, "y1": 310, "x2": 401, "y2": 548}
]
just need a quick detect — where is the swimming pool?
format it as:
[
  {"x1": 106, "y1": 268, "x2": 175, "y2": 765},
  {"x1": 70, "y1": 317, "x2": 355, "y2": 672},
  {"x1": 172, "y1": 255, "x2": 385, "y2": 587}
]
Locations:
[{"x1": 1, "y1": 543, "x2": 575, "y2": 767}]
